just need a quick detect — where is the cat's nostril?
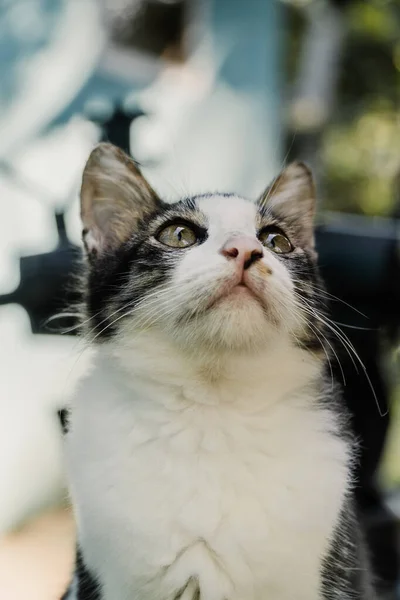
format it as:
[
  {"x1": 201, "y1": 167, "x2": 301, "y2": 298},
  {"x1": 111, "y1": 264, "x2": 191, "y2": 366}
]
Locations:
[
  {"x1": 252, "y1": 249, "x2": 263, "y2": 260},
  {"x1": 223, "y1": 246, "x2": 239, "y2": 259},
  {"x1": 243, "y1": 249, "x2": 264, "y2": 270}
]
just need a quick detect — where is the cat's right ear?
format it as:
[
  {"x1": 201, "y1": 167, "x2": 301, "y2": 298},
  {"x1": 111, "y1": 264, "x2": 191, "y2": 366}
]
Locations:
[
  {"x1": 80, "y1": 143, "x2": 161, "y2": 259},
  {"x1": 259, "y1": 162, "x2": 316, "y2": 248}
]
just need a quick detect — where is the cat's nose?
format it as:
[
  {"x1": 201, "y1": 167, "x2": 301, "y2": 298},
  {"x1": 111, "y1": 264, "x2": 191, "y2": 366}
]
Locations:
[{"x1": 220, "y1": 236, "x2": 264, "y2": 270}]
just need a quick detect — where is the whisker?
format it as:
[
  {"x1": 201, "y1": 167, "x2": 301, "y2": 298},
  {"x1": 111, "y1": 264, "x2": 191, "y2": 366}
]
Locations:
[
  {"x1": 296, "y1": 295, "x2": 360, "y2": 374},
  {"x1": 292, "y1": 297, "x2": 343, "y2": 387},
  {"x1": 330, "y1": 321, "x2": 374, "y2": 331},
  {"x1": 295, "y1": 294, "x2": 384, "y2": 417},
  {"x1": 292, "y1": 279, "x2": 369, "y2": 320}
]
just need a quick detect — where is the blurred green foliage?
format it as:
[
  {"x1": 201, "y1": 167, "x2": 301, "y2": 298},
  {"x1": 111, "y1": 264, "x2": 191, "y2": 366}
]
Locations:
[
  {"x1": 289, "y1": 0, "x2": 400, "y2": 216},
  {"x1": 325, "y1": 0, "x2": 400, "y2": 215}
]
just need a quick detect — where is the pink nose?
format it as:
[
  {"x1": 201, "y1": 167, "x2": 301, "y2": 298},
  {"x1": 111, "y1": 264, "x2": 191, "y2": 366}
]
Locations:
[{"x1": 220, "y1": 236, "x2": 263, "y2": 270}]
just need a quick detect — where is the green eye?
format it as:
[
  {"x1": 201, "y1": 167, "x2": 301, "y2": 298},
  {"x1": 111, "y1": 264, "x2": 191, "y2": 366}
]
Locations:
[
  {"x1": 259, "y1": 230, "x2": 293, "y2": 254},
  {"x1": 157, "y1": 224, "x2": 197, "y2": 248}
]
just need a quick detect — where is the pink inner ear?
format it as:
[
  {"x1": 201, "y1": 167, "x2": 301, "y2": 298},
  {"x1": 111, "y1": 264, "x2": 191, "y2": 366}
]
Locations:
[
  {"x1": 83, "y1": 227, "x2": 103, "y2": 256},
  {"x1": 80, "y1": 144, "x2": 162, "y2": 258}
]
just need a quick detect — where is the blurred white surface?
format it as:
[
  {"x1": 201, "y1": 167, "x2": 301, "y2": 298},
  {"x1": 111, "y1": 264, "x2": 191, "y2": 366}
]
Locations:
[
  {"x1": 0, "y1": 305, "x2": 92, "y2": 534},
  {"x1": 0, "y1": 0, "x2": 104, "y2": 160},
  {"x1": 132, "y1": 33, "x2": 281, "y2": 200},
  {"x1": 0, "y1": 119, "x2": 96, "y2": 533}
]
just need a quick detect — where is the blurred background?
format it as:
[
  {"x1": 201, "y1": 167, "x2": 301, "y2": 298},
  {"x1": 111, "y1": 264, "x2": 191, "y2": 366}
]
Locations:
[{"x1": 0, "y1": 0, "x2": 399, "y2": 598}]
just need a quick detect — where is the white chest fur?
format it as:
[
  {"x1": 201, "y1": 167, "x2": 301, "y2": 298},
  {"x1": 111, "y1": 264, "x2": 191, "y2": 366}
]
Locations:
[{"x1": 66, "y1": 340, "x2": 350, "y2": 600}]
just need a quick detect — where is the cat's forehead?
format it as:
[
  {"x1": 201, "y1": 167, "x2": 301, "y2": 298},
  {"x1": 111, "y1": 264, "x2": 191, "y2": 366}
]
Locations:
[{"x1": 197, "y1": 194, "x2": 258, "y2": 234}]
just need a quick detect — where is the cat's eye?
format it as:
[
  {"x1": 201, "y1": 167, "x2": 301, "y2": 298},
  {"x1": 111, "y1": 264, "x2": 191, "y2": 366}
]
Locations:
[
  {"x1": 258, "y1": 229, "x2": 293, "y2": 254},
  {"x1": 156, "y1": 224, "x2": 197, "y2": 248}
]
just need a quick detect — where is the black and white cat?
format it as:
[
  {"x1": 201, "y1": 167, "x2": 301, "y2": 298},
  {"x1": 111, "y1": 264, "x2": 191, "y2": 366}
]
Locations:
[{"x1": 63, "y1": 143, "x2": 375, "y2": 600}]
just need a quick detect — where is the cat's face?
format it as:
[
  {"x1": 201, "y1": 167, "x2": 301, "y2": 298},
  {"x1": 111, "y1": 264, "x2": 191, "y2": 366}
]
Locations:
[{"x1": 80, "y1": 144, "x2": 324, "y2": 354}]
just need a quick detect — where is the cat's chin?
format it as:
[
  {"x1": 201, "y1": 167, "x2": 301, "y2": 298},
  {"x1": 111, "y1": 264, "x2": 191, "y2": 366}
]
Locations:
[{"x1": 170, "y1": 302, "x2": 278, "y2": 354}]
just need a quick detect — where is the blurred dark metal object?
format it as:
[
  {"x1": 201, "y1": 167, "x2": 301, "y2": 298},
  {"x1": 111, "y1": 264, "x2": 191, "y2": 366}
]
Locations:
[
  {"x1": 328, "y1": 0, "x2": 353, "y2": 6},
  {"x1": 85, "y1": 99, "x2": 145, "y2": 154},
  {"x1": 0, "y1": 101, "x2": 146, "y2": 333},
  {"x1": 0, "y1": 212, "x2": 80, "y2": 334},
  {"x1": 108, "y1": 0, "x2": 187, "y2": 61},
  {"x1": 316, "y1": 213, "x2": 400, "y2": 321}
]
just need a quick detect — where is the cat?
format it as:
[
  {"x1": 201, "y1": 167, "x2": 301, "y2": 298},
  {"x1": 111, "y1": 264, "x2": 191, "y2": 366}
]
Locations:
[{"x1": 63, "y1": 142, "x2": 375, "y2": 600}]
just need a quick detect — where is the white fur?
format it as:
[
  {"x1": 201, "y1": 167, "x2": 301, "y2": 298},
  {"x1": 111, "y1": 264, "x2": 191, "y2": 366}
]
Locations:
[{"x1": 66, "y1": 195, "x2": 351, "y2": 600}]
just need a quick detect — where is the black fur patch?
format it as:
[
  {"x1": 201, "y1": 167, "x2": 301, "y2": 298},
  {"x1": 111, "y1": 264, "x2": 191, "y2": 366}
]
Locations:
[
  {"x1": 321, "y1": 500, "x2": 376, "y2": 600},
  {"x1": 81, "y1": 196, "x2": 213, "y2": 339},
  {"x1": 62, "y1": 548, "x2": 102, "y2": 600},
  {"x1": 58, "y1": 408, "x2": 69, "y2": 434}
]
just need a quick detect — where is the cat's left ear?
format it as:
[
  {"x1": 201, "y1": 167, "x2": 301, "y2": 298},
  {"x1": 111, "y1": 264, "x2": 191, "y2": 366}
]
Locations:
[
  {"x1": 80, "y1": 143, "x2": 161, "y2": 259},
  {"x1": 259, "y1": 162, "x2": 316, "y2": 248}
]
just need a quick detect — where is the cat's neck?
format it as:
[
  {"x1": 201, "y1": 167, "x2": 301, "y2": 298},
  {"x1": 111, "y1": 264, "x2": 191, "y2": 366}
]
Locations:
[{"x1": 96, "y1": 329, "x2": 322, "y2": 410}]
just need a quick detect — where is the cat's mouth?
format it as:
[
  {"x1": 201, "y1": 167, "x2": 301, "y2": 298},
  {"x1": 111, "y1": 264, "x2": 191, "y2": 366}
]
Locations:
[{"x1": 207, "y1": 278, "x2": 263, "y2": 310}]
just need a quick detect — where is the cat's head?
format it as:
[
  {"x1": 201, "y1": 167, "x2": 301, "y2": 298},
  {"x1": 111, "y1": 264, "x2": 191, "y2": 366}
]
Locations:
[{"x1": 80, "y1": 143, "x2": 325, "y2": 356}]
